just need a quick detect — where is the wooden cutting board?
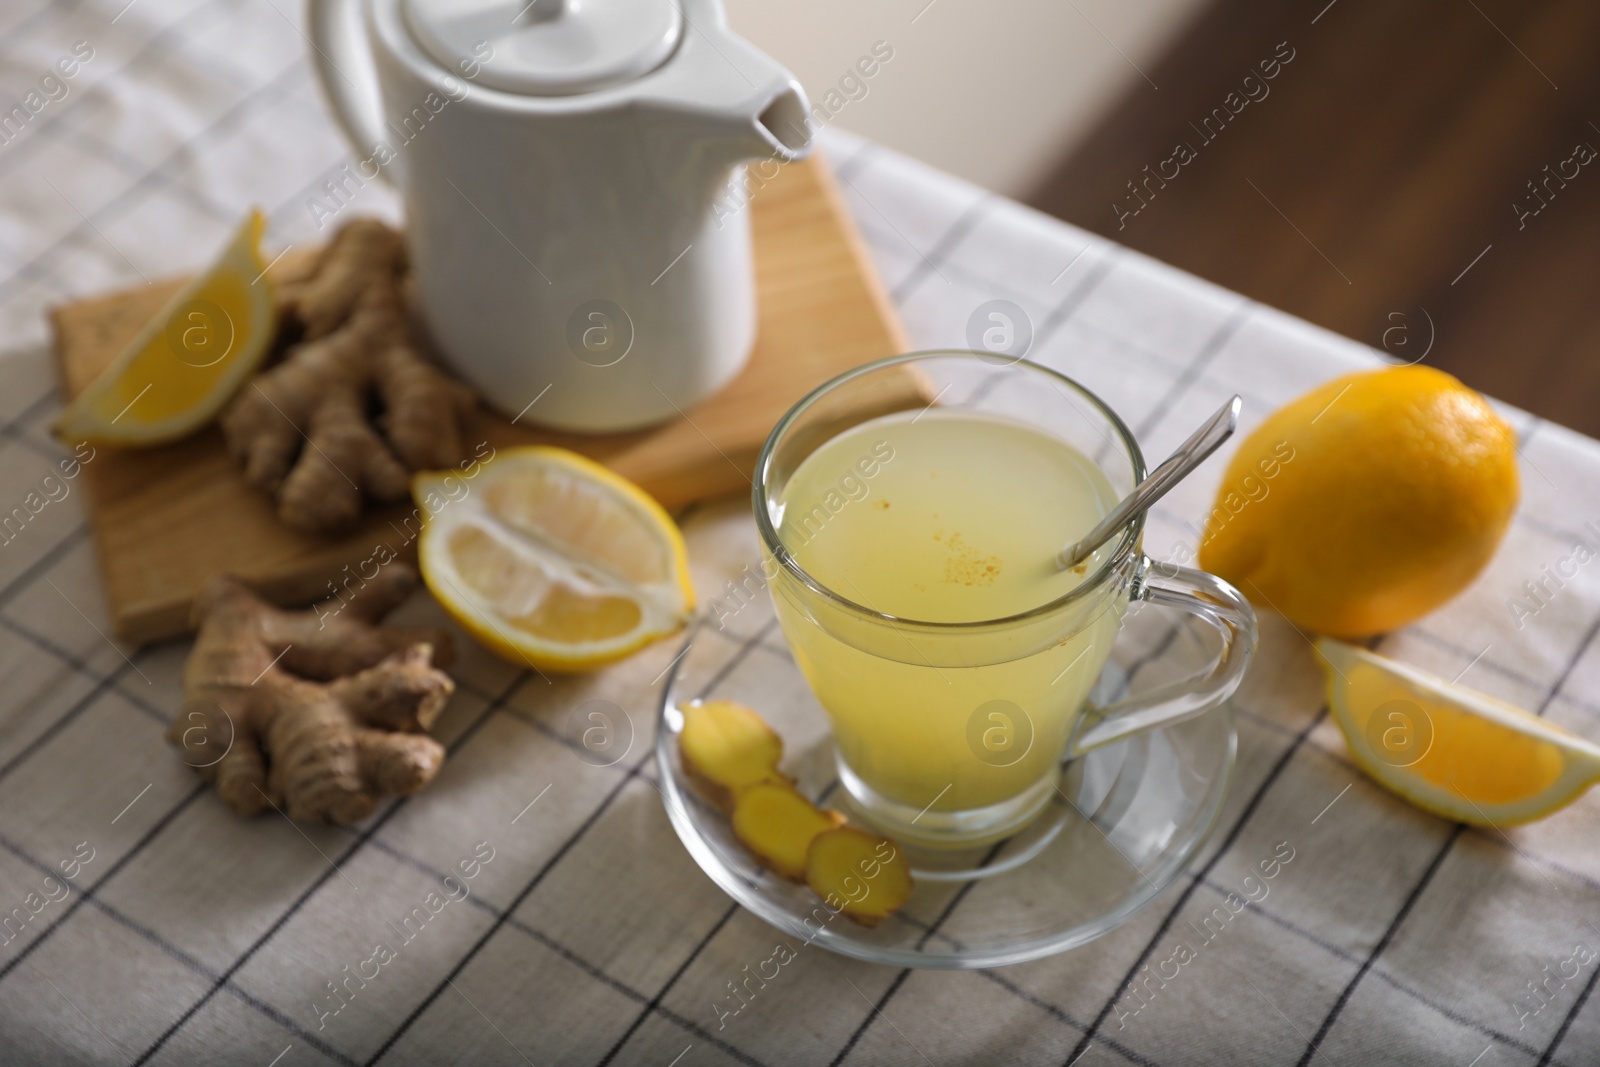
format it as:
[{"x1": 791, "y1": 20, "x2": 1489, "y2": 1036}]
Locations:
[{"x1": 51, "y1": 154, "x2": 923, "y2": 644}]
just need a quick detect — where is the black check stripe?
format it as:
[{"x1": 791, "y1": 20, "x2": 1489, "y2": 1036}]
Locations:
[
  {"x1": 360, "y1": 619, "x2": 780, "y2": 1064},
  {"x1": 0, "y1": 54, "x2": 308, "y2": 309},
  {"x1": 127, "y1": 666, "x2": 532, "y2": 1064},
  {"x1": 1246, "y1": 724, "x2": 1600, "y2": 905},
  {"x1": 825, "y1": 839, "x2": 1010, "y2": 1067},
  {"x1": 1130, "y1": 304, "x2": 1250, "y2": 442},
  {"x1": 908, "y1": 848, "x2": 1571, "y2": 1067},
  {"x1": 51, "y1": 121, "x2": 244, "y2": 227},
  {"x1": 1291, "y1": 825, "x2": 1465, "y2": 1067},
  {"x1": 0, "y1": 387, "x2": 60, "y2": 441},
  {"x1": 0, "y1": 613, "x2": 167, "y2": 726},
  {"x1": 1541, "y1": 965, "x2": 1600, "y2": 1067},
  {"x1": 0, "y1": 781, "x2": 207, "y2": 986},
  {"x1": 361, "y1": 831, "x2": 771, "y2": 1067},
  {"x1": 593, "y1": 903, "x2": 742, "y2": 1067},
  {"x1": 0, "y1": 661, "x2": 771, "y2": 1067},
  {"x1": 0, "y1": 0, "x2": 250, "y2": 188},
  {"x1": 1059, "y1": 702, "x2": 1329, "y2": 1066},
  {"x1": 0, "y1": 751, "x2": 771, "y2": 1067},
  {"x1": 887, "y1": 196, "x2": 995, "y2": 305},
  {"x1": 0, "y1": 653, "x2": 144, "y2": 787},
  {"x1": 0, "y1": 829, "x2": 362, "y2": 1066},
  {"x1": 0, "y1": 521, "x2": 90, "y2": 611}
]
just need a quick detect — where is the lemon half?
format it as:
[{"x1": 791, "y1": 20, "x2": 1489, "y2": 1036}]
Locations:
[
  {"x1": 1317, "y1": 638, "x2": 1600, "y2": 826},
  {"x1": 54, "y1": 209, "x2": 276, "y2": 446},
  {"x1": 416, "y1": 447, "x2": 695, "y2": 672}
]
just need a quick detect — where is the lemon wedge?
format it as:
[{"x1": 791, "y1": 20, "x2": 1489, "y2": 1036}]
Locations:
[
  {"x1": 1316, "y1": 638, "x2": 1600, "y2": 825},
  {"x1": 54, "y1": 209, "x2": 277, "y2": 446},
  {"x1": 415, "y1": 447, "x2": 695, "y2": 672}
]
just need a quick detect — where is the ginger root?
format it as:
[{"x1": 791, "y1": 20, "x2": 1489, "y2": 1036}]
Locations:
[
  {"x1": 731, "y1": 783, "x2": 846, "y2": 881},
  {"x1": 679, "y1": 700, "x2": 788, "y2": 811},
  {"x1": 221, "y1": 218, "x2": 476, "y2": 533},
  {"x1": 806, "y1": 827, "x2": 914, "y2": 927},
  {"x1": 169, "y1": 563, "x2": 456, "y2": 824}
]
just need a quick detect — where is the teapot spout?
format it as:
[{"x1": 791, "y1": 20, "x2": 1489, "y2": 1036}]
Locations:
[
  {"x1": 648, "y1": 21, "x2": 816, "y2": 167},
  {"x1": 746, "y1": 81, "x2": 813, "y2": 162}
]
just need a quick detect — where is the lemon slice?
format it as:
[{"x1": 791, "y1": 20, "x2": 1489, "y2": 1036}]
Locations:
[
  {"x1": 1316, "y1": 638, "x2": 1600, "y2": 825},
  {"x1": 54, "y1": 209, "x2": 277, "y2": 446},
  {"x1": 416, "y1": 447, "x2": 695, "y2": 672}
]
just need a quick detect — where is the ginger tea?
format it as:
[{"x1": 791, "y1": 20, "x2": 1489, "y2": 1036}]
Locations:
[{"x1": 771, "y1": 409, "x2": 1126, "y2": 832}]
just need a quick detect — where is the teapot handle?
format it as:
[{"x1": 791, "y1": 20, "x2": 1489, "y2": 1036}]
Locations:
[{"x1": 307, "y1": 0, "x2": 401, "y2": 187}]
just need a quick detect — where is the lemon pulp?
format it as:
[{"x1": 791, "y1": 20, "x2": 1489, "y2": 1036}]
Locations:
[{"x1": 416, "y1": 447, "x2": 693, "y2": 672}]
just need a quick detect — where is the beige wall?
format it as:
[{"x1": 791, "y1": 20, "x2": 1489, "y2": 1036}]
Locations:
[{"x1": 724, "y1": 0, "x2": 1209, "y2": 197}]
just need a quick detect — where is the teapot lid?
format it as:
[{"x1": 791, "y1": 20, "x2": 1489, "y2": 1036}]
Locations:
[{"x1": 404, "y1": 0, "x2": 682, "y2": 96}]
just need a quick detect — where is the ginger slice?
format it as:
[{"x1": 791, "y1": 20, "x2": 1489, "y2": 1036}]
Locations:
[
  {"x1": 686, "y1": 700, "x2": 915, "y2": 921},
  {"x1": 220, "y1": 218, "x2": 475, "y2": 533},
  {"x1": 169, "y1": 563, "x2": 456, "y2": 824},
  {"x1": 731, "y1": 783, "x2": 847, "y2": 881},
  {"x1": 679, "y1": 700, "x2": 786, "y2": 811},
  {"x1": 806, "y1": 827, "x2": 914, "y2": 927}
]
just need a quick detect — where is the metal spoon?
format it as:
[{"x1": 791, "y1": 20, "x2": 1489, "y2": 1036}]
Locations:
[{"x1": 1057, "y1": 395, "x2": 1242, "y2": 570}]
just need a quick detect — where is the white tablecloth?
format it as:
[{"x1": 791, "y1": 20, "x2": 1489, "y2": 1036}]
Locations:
[{"x1": 2, "y1": 2, "x2": 1599, "y2": 1065}]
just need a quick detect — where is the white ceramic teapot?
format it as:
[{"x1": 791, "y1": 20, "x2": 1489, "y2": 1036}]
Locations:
[{"x1": 307, "y1": 0, "x2": 814, "y2": 432}]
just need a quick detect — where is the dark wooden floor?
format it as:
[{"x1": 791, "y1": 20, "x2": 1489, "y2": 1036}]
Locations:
[{"x1": 1029, "y1": 0, "x2": 1600, "y2": 437}]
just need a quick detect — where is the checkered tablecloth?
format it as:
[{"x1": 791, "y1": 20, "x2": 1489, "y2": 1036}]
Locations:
[{"x1": 3, "y1": 2, "x2": 1600, "y2": 1065}]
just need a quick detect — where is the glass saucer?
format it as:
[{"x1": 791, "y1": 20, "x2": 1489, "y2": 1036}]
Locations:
[{"x1": 653, "y1": 606, "x2": 1237, "y2": 969}]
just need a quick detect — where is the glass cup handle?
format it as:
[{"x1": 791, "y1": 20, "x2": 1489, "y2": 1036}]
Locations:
[{"x1": 1068, "y1": 562, "x2": 1258, "y2": 757}]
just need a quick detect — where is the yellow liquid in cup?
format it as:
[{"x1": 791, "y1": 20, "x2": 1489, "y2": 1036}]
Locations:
[{"x1": 774, "y1": 410, "x2": 1125, "y2": 818}]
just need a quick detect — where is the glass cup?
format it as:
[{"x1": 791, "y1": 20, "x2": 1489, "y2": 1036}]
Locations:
[{"x1": 753, "y1": 351, "x2": 1258, "y2": 848}]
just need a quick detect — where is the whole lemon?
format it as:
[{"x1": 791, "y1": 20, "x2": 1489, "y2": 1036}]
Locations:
[{"x1": 1197, "y1": 366, "x2": 1518, "y2": 638}]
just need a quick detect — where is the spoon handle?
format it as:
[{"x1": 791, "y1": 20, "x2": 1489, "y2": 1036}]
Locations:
[{"x1": 1057, "y1": 395, "x2": 1242, "y2": 570}]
